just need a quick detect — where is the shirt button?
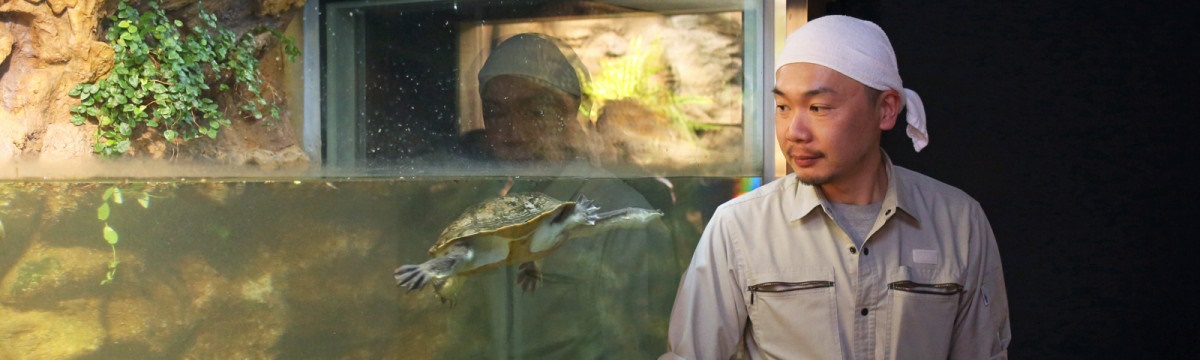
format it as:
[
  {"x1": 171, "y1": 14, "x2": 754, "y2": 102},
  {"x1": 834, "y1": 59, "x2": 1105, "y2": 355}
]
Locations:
[
  {"x1": 863, "y1": 247, "x2": 870, "y2": 256},
  {"x1": 861, "y1": 308, "x2": 869, "y2": 316},
  {"x1": 849, "y1": 246, "x2": 857, "y2": 254},
  {"x1": 885, "y1": 209, "x2": 892, "y2": 215}
]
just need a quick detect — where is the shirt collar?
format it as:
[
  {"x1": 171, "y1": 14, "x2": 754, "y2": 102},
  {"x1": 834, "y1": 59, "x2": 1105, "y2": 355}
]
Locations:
[{"x1": 784, "y1": 151, "x2": 922, "y2": 224}]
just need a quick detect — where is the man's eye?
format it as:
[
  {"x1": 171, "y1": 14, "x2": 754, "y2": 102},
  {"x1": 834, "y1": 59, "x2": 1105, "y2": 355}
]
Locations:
[
  {"x1": 776, "y1": 105, "x2": 789, "y2": 112},
  {"x1": 809, "y1": 105, "x2": 828, "y2": 113}
]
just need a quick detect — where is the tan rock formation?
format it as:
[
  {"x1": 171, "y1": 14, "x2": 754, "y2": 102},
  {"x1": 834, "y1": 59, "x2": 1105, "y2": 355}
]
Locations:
[
  {"x1": 0, "y1": 0, "x2": 307, "y2": 168},
  {"x1": 662, "y1": 14, "x2": 744, "y2": 126},
  {"x1": 0, "y1": 26, "x2": 12, "y2": 66},
  {"x1": 0, "y1": 0, "x2": 110, "y2": 161},
  {"x1": 0, "y1": 298, "x2": 106, "y2": 358},
  {"x1": 260, "y1": 0, "x2": 304, "y2": 17},
  {"x1": 0, "y1": 244, "x2": 111, "y2": 304}
]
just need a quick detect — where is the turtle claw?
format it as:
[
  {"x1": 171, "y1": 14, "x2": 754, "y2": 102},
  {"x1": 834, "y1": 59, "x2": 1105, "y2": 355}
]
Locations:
[
  {"x1": 394, "y1": 264, "x2": 431, "y2": 291},
  {"x1": 517, "y1": 261, "x2": 543, "y2": 292},
  {"x1": 433, "y1": 279, "x2": 457, "y2": 306}
]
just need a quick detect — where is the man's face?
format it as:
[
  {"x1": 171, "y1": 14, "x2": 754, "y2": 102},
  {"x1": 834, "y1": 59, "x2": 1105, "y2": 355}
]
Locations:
[
  {"x1": 773, "y1": 63, "x2": 896, "y2": 186},
  {"x1": 480, "y1": 75, "x2": 582, "y2": 161}
]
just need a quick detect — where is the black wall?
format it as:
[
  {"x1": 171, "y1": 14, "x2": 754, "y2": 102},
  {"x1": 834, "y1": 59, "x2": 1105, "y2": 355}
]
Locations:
[{"x1": 824, "y1": 1, "x2": 1199, "y2": 358}]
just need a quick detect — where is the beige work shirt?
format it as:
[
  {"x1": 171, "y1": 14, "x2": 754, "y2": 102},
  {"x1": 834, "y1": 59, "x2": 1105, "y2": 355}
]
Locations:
[{"x1": 662, "y1": 160, "x2": 1011, "y2": 360}]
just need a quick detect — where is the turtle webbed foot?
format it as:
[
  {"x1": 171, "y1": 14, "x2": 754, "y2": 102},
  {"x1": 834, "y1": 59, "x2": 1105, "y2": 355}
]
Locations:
[
  {"x1": 396, "y1": 252, "x2": 465, "y2": 292},
  {"x1": 517, "y1": 261, "x2": 543, "y2": 292},
  {"x1": 394, "y1": 264, "x2": 432, "y2": 291}
]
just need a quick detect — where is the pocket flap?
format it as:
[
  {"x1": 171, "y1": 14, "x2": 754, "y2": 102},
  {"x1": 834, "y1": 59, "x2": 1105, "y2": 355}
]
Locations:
[
  {"x1": 887, "y1": 265, "x2": 963, "y2": 286},
  {"x1": 749, "y1": 266, "x2": 834, "y2": 291}
]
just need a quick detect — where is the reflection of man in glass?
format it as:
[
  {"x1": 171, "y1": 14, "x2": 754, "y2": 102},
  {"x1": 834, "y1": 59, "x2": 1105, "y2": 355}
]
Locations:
[
  {"x1": 436, "y1": 33, "x2": 678, "y2": 360},
  {"x1": 473, "y1": 33, "x2": 593, "y2": 162}
]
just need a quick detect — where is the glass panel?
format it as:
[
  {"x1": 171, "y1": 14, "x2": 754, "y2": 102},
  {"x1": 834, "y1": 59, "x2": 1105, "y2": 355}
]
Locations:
[
  {"x1": 0, "y1": 1, "x2": 774, "y2": 357},
  {"x1": 322, "y1": 0, "x2": 764, "y2": 177},
  {"x1": 0, "y1": 175, "x2": 756, "y2": 358}
]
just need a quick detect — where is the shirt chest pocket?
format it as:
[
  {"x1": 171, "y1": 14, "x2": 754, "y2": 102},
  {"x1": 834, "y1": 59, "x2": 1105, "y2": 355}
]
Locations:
[
  {"x1": 746, "y1": 267, "x2": 842, "y2": 359},
  {"x1": 884, "y1": 266, "x2": 963, "y2": 359}
]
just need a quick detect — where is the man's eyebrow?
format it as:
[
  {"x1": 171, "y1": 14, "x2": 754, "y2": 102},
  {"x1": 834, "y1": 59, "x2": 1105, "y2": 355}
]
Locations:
[
  {"x1": 772, "y1": 87, "x2": 837, "y2": 97},
  {"x1": 805, "y1": 87, "x2": 836, "y2": 96}
]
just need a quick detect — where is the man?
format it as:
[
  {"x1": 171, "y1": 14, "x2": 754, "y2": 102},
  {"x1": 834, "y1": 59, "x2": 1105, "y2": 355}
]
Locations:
[{"x1": 662, "y1": 15, "x2": 1010, "y2": 359}]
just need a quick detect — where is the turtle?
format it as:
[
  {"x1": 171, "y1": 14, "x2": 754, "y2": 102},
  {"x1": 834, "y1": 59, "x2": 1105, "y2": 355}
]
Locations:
[{"x1": 393, "y1": 192, "x2": 662, "y2": 303}]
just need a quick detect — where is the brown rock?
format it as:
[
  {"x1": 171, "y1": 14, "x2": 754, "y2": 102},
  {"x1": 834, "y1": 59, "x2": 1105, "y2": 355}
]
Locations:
[
  {"x1": 0, "y1": 244, "x2": 111, "y2": 305},
  {"x1": 259, "y1": 0, "x2": 303, "y2": 17},
  {"x1": 0, "y1": 0, "x2": 110, "y2": 160},
  {"x1": 0, "y1": 0, "x2": 304, "y2": 162},
  {"x1": 0, "y1": 298, "x2": 106, "y2": 358},
  {"x1": 47, "y1": 0, "x2": 80, "y2": 15},
  {"x1": 0, "y1": 26, "x2": 12, "y2": 65},
  {"x1": 39, "y1": 122, "x2": 95, "y2": 160},
  {"x1": 105, "y1": 255, "x2": 229, "y2": 355}
]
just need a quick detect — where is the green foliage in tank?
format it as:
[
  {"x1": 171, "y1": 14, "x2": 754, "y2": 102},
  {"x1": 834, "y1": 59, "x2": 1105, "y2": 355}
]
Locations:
[
  {"x1": 96, "y1": 184, "x2": 159, "y2": 285},
  {"x1": 68, "y1": 1, "x2": 300, "y2": 156},
  {"x1": 97, "y1": 186, "x2": 123, "y2": 284},
  {"x1": 580, "y1": 37, "x2": 714, "y2": 135}
]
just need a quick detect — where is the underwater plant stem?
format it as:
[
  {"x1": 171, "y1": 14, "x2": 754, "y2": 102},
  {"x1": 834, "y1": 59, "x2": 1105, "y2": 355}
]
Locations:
[{"x1": 104, "y1": 243, "x2": 119, "y2": 285}]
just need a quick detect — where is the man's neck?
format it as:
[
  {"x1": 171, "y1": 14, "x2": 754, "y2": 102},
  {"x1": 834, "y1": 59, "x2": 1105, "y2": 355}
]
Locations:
[{"x1": 818, "y1": 150, "x2": 889, "y2": 205}]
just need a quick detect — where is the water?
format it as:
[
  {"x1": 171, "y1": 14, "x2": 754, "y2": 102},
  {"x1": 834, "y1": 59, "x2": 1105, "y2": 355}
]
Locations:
[{"x1": 0, "y1": 176, "x2": 743, "y2": 359}]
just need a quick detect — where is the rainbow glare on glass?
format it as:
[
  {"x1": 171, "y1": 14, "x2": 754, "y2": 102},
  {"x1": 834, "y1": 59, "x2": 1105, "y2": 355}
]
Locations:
[{"x1": 733, "y1": 177, "x2": 762, "y2": 198}]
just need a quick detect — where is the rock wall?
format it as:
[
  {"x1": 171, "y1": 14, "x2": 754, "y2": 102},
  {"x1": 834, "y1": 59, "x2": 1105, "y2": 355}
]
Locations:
[
  {"x1": 0, "y1": 0, "x2": 113, "y2": 160},
  {"x1": 0, "y1": 0, "x2": 306, "y2": 168}
]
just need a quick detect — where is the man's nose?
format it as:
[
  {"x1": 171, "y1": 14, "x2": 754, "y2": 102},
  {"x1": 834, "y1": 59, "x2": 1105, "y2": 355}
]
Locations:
[{"x1": 784, "y1": 112, "x2": 812, "y2": 143}]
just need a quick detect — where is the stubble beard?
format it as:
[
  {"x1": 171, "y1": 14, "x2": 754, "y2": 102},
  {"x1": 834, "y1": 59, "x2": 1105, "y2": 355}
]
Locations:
[{"x1": 795, "y1": 172, "x2": 831, "y2": 186}]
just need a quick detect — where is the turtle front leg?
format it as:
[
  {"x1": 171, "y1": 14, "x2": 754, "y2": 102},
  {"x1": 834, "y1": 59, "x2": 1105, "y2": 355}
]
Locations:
[
  {"x1": 516, "y1": 261, "x2": 543, "y2": 292},
  {"x1": 394, "y1": 244, "x2": 471, "y2": 291}
]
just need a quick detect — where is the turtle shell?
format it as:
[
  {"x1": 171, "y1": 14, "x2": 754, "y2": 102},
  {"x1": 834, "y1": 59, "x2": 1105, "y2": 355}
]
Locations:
[{"x1": 429, "y1": 192, "x2": 574, "y2": 254}]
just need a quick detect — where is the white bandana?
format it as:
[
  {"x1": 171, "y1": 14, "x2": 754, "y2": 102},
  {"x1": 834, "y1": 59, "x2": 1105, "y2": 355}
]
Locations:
[
  {"x1": 776, "y1": 15, "x2": 929, "y2": 152},
  {"x1": 478, "y1": 33, "x2": 583, "y2": 97}
]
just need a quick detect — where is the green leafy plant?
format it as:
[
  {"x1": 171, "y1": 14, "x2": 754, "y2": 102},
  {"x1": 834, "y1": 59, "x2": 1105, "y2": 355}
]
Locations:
[
  {"x1": 96, "y1": 184, "x2": 155, "y2": 285},
  {"x1": 68, "y1": 1, "x2": 298, "y2": 156},
  {"x1": 581, "y1": 37, "x2": 714, "y2": 135}
]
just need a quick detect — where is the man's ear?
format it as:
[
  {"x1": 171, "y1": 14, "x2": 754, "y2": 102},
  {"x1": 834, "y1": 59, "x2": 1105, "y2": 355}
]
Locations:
[{"x1": 878, "y1": 89, "x2": 902, "y2": 131}]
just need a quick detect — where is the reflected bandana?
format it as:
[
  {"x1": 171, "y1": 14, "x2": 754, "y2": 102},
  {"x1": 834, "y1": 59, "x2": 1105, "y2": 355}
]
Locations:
[
  {"x1": 776, "y1": 15, "x2": 929, "y2": 152},
  {"x1": 478, "y1": 33, "x2": 583, "y2": 97}
]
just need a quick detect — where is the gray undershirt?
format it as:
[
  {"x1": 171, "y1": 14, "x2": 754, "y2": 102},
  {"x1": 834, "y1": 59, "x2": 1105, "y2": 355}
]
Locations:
[{"x1": 828, "y1": 201, "x2": 884, "y2": 247}]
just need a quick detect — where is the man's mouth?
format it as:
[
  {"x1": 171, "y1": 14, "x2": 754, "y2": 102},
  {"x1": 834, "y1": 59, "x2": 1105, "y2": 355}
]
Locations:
[{"x1": 790, "y1": 153, "x2": 821, "y2": 167}]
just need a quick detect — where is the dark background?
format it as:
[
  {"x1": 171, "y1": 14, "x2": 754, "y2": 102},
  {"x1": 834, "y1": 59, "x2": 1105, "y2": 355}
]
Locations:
[{"x1": 822, "y1": 0, "x2": 1199, "y2": 358}]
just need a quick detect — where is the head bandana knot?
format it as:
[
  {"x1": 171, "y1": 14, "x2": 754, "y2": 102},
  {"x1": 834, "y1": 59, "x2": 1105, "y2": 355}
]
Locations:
[{"x1": 776, "y1": 15, "x2": 929, "y2": 152}]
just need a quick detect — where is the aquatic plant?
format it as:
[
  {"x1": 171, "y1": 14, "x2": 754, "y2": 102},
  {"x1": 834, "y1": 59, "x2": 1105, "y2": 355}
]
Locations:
[
  {"x1": 97, "y1": 186, "x2": 121, "y2": 284},
  {"x1": 95, "y1": 185, "x2": 156, "y2": 285},
  {"x1": 580, "y1": 37, "x2": 714, "y2": 135},
  {"x1": 68, "y1": 1, "x2": 300, "y2": 156}
]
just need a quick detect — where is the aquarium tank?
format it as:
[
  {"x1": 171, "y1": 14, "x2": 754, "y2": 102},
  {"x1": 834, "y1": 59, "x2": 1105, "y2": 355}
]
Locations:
[{"x1": 0, "y1": 0, "x2": 777, "y2": 358}]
